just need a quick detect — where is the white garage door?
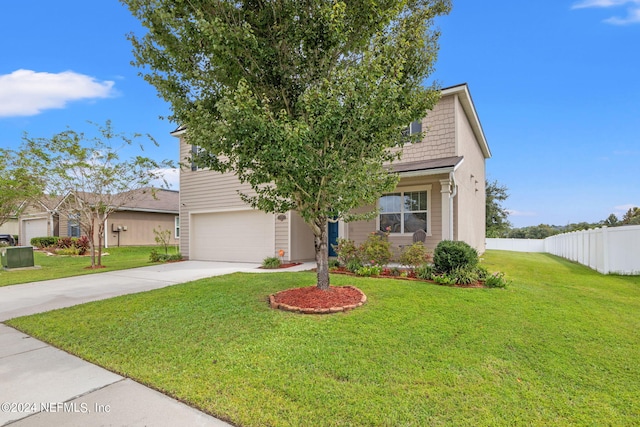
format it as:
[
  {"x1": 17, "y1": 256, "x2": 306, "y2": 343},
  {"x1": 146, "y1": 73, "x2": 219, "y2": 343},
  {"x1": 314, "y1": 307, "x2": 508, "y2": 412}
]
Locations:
[
  {"x1": 191, "y1": 210, "x2": 275, "y2": 262},
  {"x1": 22, "y1": 218, "x2": 48, "y2": 246}
]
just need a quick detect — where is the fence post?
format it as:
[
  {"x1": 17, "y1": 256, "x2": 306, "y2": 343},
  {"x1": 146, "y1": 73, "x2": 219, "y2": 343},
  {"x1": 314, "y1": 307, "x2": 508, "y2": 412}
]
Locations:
[{"x1": 602, "y1": 226, "x2": 609, "y2": 274}]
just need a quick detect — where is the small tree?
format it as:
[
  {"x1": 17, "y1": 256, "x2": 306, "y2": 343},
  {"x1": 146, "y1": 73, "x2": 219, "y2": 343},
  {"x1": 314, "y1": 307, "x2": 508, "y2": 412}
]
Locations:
[
  {"x1": 23, "y1": 121, "x2": 173, "y2": 267},
  {"x1": 122, "y1": 0, "x2": 452, "y2": 290},
  {"x1": 0, "y1": 148, "x2": 44, "y2": 228},
  {"x1": 153, "y1": 225, "x2": 172, "y2": 255},
  {"x1": 486, "y1": 179, "x2": 511, "y2": 237},
  {"x1": 621, "y1": 207, "x2": 640, "y2": 225}
]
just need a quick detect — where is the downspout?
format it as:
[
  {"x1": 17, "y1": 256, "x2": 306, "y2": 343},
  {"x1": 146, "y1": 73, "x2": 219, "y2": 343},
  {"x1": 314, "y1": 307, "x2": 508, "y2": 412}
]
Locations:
[
  {"x1": 104, "y1": 219, "x2": 108, "y2": 249},
  {"x1": 449, "y1": 171, "x2": 457, "y2": 241}
]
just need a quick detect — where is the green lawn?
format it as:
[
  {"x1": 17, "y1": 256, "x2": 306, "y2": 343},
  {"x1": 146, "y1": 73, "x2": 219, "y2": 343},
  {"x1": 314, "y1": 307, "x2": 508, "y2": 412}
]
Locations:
[
  {"x1": 0, "y1": 246, "x2": 176, "y2": 287},
  {"x1": 7, "y1": 251, "x2": 640, "y2": 426}
]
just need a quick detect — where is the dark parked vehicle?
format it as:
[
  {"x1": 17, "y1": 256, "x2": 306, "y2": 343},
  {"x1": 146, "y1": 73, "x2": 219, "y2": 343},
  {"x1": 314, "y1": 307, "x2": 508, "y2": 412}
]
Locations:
[{"x1": 0, "y1": 234, "x2": 17, "y2": 246}]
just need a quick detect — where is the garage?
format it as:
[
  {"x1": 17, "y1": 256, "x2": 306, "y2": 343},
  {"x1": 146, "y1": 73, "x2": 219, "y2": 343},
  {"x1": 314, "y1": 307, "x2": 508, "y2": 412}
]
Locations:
[
  {"x1": 22, "y1": 218, "x2": 48, "y2": 246},
  {"x1": 190, "y1": 210, "x2": 275, "y2": 262}
]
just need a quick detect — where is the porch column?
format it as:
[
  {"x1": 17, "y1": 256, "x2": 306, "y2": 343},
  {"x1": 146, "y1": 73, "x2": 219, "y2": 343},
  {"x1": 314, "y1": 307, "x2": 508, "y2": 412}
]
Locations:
[{"x1": 440, "y1": 179, "x2": 452, "y2": 241}]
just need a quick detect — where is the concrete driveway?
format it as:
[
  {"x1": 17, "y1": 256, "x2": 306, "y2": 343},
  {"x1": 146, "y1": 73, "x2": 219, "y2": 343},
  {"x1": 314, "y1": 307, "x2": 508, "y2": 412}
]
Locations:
[{"x1": 0, "y1": 260, "x2": 313, "y2": 426}]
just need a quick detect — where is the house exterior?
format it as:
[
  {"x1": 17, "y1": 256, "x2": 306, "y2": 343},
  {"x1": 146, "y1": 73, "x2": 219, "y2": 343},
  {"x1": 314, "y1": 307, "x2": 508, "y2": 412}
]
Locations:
[
  {"x1": 174, "y1": 83, "x2": 490, "y2": 263},
  {"x1": 18, "y1": 189, "x2": 180, "y2": 247}
]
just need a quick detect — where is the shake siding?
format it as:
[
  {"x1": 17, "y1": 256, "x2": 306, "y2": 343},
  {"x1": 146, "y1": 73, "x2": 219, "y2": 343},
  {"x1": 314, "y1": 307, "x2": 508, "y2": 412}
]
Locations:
[{"x1": 397, "y1": 95, "x2": 456, "y2": 164}]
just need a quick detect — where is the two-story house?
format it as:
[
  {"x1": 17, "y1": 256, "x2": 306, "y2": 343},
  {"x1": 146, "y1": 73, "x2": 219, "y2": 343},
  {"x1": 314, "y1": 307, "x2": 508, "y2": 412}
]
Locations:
[{"x1": 173, "y1": 83, "x2": 490, "y2": 263}]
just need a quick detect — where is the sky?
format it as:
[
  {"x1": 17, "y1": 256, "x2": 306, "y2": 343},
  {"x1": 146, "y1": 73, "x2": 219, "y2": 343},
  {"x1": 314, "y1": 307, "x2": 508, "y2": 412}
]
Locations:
[{"x1": 1, "y1": 1, "x2": 638, "y2": 228}]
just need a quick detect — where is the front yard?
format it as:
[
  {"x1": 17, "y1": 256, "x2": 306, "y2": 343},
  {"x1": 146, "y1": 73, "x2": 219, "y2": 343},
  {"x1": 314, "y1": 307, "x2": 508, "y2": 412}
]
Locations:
[
  {"x1": 0, "y1": 246, "x2": 175, "y2": 287},
  {"x1": 7, "y1": 251, "x2": 640, "y2": 426}
]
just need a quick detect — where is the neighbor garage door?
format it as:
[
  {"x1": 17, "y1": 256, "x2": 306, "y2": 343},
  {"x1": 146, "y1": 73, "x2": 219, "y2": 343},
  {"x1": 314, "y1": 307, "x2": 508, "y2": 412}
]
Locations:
[
  {"x1": 22, "y1": 218, "x2": 48, "y2": 246},
  {"x1": 190, "y1": 210, "x2": 275, "y2": 262}
]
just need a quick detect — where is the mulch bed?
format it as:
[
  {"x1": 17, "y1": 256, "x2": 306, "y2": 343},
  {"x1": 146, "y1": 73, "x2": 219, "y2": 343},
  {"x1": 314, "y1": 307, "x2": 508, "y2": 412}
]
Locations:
[
  {"x1": 259, "y1": 262, "x2": 302, "y2": 270},
  {"x1": 269, "y1": 285, "x2": 367, "y2": 314},
  {"x1": 330, "y1": 267, "x2": 486, "y2": 288}
]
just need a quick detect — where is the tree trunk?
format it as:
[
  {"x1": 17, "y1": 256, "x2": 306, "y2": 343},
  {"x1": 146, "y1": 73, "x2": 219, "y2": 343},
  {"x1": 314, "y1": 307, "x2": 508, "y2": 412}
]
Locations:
[
  {"x1": 313, "y1": 217, "x2": 330, "y2": 291},
  {"x1": 88, "y1": 218, "x2": 96, "y2": 267}
]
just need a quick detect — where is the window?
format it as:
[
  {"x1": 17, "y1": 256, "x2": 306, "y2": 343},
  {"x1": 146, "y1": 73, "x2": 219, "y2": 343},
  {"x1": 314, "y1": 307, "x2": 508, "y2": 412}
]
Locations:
[
  {"x1": 68, "y1": 213, "x2": 81, "y2": 237},
  {"x1": 379, "y1": 188, "x2": 429, "y2": 234},
  {"x1": 402, "y1": 120, "x2": 422, "y2": 137},
  {"x1": 175, "y1": 216, "x2": 180, "y2": 238},
  {"x1": 190, "y1": 144, "x2": 200, "y2": 171}
]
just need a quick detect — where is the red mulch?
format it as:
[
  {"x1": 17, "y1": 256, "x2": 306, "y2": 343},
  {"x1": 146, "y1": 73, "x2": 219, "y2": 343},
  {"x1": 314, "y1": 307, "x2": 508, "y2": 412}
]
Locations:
[
  {"x1": 83, "y1": 265, "x2": 107, "y2": 269},
  {"x1": 272, "y1": 285, "x2": 364, "y2": 310}
]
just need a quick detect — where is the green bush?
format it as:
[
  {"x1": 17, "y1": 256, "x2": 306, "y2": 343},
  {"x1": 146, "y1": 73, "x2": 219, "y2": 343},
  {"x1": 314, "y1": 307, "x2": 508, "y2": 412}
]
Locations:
[
  {"x1": 484, "y1": 271, "x2": 509, "y2": 288},
  {"x1": 333, "y1": 238, "x2": 360, "y2": 266},
  {"x1": 433, "y1": 240, "x2": 478, "y2": 274},
  {"x1": 399, "y1": 242, "x2": 428, "y2": 268},
  {"x1": 328, "y1": 259, "x2": 341, "y2": 269},
  {"x1": 346, "y1": 259, "x2": 363, "y2": 273},
  {"x1": 261, "y1": 256, "x2": 282, "y2": 269},
  {"x1": 149, "y1": 249, "x2": 183, "y2": 263},
  {"x1": 355, "y1": 265, "x2": 382, "y2": 277},
  {"x1": 449, "y1": 266, "x2": 480, "y2": 285},
  {"x1": 57, "y1": 247, "x2": 81, "y2": 256},
  {"x1": 30, "y1": 236, "x2": 59, "y2": 248},
  {"x1": 433, "y1": 274, "x2": 457, "y2": 286},
  {"x1": 360, "y1": 233, "x2": 392, "y2": 266},
  {"x1": 415, "y1": 264, "x2": 434, "y2": 280}
]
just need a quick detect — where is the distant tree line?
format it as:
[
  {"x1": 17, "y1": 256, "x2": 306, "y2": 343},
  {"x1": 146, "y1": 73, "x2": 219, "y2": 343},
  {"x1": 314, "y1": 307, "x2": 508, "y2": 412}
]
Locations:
[{"x1": 486, "y1": 180, "x2": 640, "y2": 239}]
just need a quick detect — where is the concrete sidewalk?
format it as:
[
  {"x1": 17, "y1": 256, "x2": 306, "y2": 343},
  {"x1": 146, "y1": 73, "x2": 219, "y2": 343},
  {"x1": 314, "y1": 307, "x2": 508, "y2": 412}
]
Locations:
[{"x1": 0, "y1": 260, "x2": 314, "y2": 426}]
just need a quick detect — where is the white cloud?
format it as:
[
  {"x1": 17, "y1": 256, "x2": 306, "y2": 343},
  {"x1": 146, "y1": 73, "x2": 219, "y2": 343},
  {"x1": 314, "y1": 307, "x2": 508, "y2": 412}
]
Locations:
[
  {"x1": 151, "y1": 168, "x2": 180, "y2": 190},
  {"x1": 0, "y1": 69, "x2": 115, "y2": 117},
  {"x1": 572, "y1": 0, "x2": 638, "y2": 9},
  {"x1": 506, "y1": 209, "x2": 537, "y2": 217},
  {"x1": 571, "y1": 0, "x2": 640, "y2": 24},
  {"x1": 614, "y1": 204, "x2": 638, "y2": 212},
  {"x1": 604, "y1": 7, "x2": 640, "y2": 24}
]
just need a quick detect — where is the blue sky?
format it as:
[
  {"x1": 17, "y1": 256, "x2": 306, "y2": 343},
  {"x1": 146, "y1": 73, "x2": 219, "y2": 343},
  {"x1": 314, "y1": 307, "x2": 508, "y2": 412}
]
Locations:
[{"x1": 1, "y1": 1, "x2": 638, "y2": 228}]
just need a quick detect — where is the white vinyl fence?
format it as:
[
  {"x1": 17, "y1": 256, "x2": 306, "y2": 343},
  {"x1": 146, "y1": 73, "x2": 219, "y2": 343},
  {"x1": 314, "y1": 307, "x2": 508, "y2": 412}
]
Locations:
[{"x1": 487, "y1": 225, "x2": 640, "y2": 275}]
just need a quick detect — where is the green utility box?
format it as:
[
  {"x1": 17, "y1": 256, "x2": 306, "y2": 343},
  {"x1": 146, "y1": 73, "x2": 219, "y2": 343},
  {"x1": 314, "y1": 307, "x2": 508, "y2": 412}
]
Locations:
[{"x1": 1, "y1": 246, "x2": 35, "y2": 269}]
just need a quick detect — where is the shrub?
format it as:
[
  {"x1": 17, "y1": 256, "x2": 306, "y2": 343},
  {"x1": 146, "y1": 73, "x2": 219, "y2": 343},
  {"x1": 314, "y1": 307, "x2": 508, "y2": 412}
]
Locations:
[
  {"x1": 433, "y1": 274, "x2": 457, "y2": 286},
  {"x1": 484, "y1": 271, "x2": 509, "y2": 288},
  {"x1": 355, "y1": 265, "x2": 383, "y2": 277},
  {"x1": 328, "y1": 259, "x2": 341, "y2": 269},
  {"x1": 449, "y1": 266, "x2": 480, "y2": 285},
  {"x1": 346, "y1": 259, "x2": 363, "y2": 273},
  {"x1": 30, "y1": 236, "x2": 59, "y2": 248},
  {"x1": 57, "y1": 247, "x2": 80, "y2": 256},
  {"x1": 399, "y1": 242, "x2": 429, "y2": 268},
  {"x1": 360, "y1": 233, "x2": 392, "y2": 266},
  {"x1": 262, "y1": 256, "x2": 282, "y2": 269},
  {"x1": 333, "y1": 238, "x2": 360, "y2": 266},
  {"x1": 415, "y1": 264, "x2": 434, "y2": 280},
  {"x1": 74, "y1": 236, "x2": 90, "y2": 255},
  {"x1": 150, "y1": 249, "x2": 183, "y2": 263},
  {"x1": 56, "y1": 237, "x2": 74, "y2": 249},
  {"x1": 433, "y1": 240, "x2": 478, "y2": 274}
]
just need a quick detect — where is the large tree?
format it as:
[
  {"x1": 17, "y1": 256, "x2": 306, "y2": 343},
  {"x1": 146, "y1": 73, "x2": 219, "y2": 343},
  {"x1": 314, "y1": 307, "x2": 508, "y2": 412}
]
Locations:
[
  {"x1": 23, "y1": 121, "x2": 173, "y2": 267},
  {"x1": 0, "y1": 148, "x2": 44, "y2": 230},
  {"x1": 122, "y1": 0, "x2": 451, "y2": 289},
  {"x1": 485, "y1": 179, "x2": 511, "y2": 238}
]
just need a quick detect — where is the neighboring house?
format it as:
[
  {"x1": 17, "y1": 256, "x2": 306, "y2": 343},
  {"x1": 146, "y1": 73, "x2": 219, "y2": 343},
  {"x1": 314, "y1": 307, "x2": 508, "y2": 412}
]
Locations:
[
  {"x1": 173, "y1": 83, "x2": 490, "y2": 263},
  {"x1": 18, "y1": 189, "x2": 180, "y2": 247},
  {"x1": 0, "y1": 217, "x2": 19, "y2": 238}
]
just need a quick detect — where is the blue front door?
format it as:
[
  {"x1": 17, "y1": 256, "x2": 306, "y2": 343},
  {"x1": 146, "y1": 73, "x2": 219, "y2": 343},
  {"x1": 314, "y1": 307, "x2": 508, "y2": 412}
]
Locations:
[{"x1": 328, "y1": 221, "x2": 339, "y2": 257}]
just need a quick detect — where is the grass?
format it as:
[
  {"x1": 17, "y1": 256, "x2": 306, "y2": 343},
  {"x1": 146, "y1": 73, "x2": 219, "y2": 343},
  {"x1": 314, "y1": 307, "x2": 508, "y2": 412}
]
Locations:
[
  {"x1": 6, "y1": 250, "x2": 640, "y2": 426},
  {"x1": 0, "y1": 245, "x2": 178, "y2": 287}
]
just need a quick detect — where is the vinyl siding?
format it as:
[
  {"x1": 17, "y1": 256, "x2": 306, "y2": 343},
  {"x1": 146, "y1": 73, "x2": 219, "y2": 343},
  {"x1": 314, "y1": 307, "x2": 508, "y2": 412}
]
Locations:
[{"x1": 453, "y1": 95, "x2": 487, "y2": 253}]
